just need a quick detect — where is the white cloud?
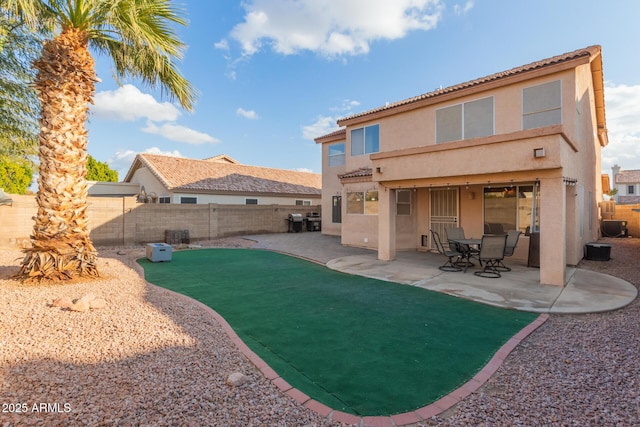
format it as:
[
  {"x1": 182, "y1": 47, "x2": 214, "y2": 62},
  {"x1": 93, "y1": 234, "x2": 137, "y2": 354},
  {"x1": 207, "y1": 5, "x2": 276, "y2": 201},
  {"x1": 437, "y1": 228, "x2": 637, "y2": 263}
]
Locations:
[
  {"x1": 295, "y1": 167, "x2": 314, "y2": 173},
  {"x1": 214, "y1": 39, "x2": 229, "y2": 51},
  {"x1": 229, "y1": 0, "x2": 444, "y2": 57},
  {"x1": 302, "y1": 115, "x2": 342, "y2": 140},
  {"x1": 453, "y1": 1, "x2": 474, "y2": 15},
  {"x1": 330, "y1": 99, "x2": 361, "y2": 113},
  {"x1": 302, "y1": 99, "x2": 362, "y2": 140},
  {"x1": 142, "y1": 122, "x2": 220, "y2": 145},
  {"x1": 109, "y1": 147, "x2": 184, "y2": 180},
  {"x1": 92, "y1": 84, "x2": 181, "y2": 122},
  {"x1": 236, "y1": 107, "x2": 259, "y2": 119},
  {"x1": 92, "y1": 85, "x2": 220, "y2": 145},
  {"x1": 601, "y1": 82, "x2": 640, "y2": 174}
]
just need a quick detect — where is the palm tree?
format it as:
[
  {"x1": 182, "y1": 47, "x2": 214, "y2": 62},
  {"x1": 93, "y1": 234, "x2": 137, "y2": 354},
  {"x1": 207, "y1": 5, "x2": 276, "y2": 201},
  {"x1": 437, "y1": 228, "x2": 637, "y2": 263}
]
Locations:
[{"x1": 4, "y1": 0, "x2": 196, "y2": 282}]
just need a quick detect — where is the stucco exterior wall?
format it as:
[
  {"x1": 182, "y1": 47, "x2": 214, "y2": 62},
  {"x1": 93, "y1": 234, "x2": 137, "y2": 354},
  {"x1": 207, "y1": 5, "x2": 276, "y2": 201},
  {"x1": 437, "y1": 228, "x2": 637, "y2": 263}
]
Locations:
[{"x1": 317, "y1": 49, "x2": 606, "y2": 286}]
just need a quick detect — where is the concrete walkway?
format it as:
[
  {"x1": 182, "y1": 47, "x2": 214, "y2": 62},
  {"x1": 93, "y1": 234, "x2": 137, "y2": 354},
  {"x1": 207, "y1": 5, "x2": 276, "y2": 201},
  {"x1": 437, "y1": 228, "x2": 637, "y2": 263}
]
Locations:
[{"x1": 247, "y1": 233, "x2": 637, "y2": 314}]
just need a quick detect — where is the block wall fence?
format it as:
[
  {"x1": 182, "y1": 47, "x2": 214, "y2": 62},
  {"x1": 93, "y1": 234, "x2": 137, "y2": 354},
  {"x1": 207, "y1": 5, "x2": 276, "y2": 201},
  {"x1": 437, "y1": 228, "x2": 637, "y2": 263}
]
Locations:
[
  {"x1": 2, "y1": 195, "x2": 637, "y2": 249},
  {"x1": 0, "y1": 195, "x2": 321, "y2": 249}
]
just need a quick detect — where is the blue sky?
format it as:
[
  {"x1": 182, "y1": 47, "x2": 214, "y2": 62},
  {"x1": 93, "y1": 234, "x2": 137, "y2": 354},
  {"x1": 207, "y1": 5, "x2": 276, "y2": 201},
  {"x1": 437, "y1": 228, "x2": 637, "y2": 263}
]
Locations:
[{"x1": 86, "y1": 0, "x2": 640, "y2": 181}]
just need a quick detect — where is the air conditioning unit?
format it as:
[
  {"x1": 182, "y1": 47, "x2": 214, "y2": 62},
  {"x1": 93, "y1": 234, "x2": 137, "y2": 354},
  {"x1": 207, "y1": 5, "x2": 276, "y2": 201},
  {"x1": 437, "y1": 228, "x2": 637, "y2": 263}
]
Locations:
[
  {"x1": 146, "y1": 243, "x2": 172, "y2": 262},
  {"x1": 601, "y1": 220, "x2": 628, "y2": 238}
]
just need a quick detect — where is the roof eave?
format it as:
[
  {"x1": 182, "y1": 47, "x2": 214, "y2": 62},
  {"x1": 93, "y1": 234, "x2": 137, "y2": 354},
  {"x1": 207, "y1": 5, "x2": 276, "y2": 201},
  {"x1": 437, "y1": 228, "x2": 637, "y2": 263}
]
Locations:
[
  {"x1": 338, "y1": 47, "x2": 599, "y2": 127},
  {"x1": 314, "y1": 128, "x2": 346, "y2": 144}
]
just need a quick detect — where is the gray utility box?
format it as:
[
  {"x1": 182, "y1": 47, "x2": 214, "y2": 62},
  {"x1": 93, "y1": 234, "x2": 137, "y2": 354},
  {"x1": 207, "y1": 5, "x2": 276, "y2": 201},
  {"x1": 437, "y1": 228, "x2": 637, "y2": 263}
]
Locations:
[{"x1": 146, "y1": 243, "x2": 172, "y2": 262}]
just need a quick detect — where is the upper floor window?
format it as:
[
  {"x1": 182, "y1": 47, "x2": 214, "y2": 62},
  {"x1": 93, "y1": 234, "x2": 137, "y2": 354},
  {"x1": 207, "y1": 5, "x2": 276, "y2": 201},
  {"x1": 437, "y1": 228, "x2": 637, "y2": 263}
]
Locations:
[
  {"x1": 158, "y1": 196, "x2": 171, "y2": 204},
  {"x1": 245, "y1": 198, "x2": 258, "y2": 205},
  {"x1": 523, "y1": 80, "x2": 561, "y2": 130},
  {"x1": 628, "y1": 185, "x2": 635, "y2": 195},
  {"x1": 351, "y1": 124, "x2": 380, "y2": 156},
  {"x1": 295, "y1": 200, "x2": 311, "y2": 206},
  {"x1": 328, "y1": 143, "x2": 345, "y2": 167},
  {"x1": 436, "y1": 97, "x2": 494, "y2": 144}
]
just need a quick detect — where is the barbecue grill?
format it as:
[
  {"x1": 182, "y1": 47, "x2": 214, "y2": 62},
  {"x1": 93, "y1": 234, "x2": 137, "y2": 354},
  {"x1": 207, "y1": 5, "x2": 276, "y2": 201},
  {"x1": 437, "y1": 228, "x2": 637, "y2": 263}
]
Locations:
[
  {"x1": 287, "y1": 213, "x2": 304, "y2": 232},
  {"x1": 306, "y1": 212, "x2": 321, "y2": 231}
]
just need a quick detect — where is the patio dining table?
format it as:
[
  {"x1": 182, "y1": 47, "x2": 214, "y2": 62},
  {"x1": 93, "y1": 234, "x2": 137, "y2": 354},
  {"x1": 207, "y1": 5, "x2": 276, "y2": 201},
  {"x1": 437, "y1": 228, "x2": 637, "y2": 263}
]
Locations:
[{"x1": 449, "y1": 238, "x2": 482, "y2": 272}]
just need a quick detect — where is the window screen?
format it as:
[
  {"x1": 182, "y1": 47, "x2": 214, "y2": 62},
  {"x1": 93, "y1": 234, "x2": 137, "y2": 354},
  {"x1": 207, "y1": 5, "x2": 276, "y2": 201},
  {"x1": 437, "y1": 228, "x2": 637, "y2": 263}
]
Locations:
[
  {"x1": 523, "y1": 80, "x2": 561, "y2": 129},
  {"x1": 436, "y1": 104, "x2": 462, "y2": 143},
  {"x1": 464, "y1": 97, "x2": 494, "y2": 139}
]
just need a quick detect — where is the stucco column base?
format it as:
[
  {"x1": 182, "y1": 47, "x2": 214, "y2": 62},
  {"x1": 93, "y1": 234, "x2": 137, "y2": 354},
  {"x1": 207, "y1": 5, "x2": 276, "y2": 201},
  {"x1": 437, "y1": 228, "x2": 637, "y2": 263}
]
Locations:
[{"x1": 378, "y1": 187, "x2": 396, "y2": 261}]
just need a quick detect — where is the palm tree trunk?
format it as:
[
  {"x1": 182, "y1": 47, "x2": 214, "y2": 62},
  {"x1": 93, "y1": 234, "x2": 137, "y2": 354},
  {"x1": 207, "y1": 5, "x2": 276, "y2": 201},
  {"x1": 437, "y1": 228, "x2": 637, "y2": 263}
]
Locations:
[{"x1": 20, "y1": 27, "x2": 99, "y2": 282}]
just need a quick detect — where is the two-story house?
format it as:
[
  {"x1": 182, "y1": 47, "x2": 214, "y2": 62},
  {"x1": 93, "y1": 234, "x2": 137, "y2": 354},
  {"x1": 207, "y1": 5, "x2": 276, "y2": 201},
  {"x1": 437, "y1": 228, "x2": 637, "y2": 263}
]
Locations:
[
  {"x1": 315, "y1": 46, "x2": 608, "y2": 287},
  {"x1": 611, "y1": 165, "x2": 640, "y2": 204}
]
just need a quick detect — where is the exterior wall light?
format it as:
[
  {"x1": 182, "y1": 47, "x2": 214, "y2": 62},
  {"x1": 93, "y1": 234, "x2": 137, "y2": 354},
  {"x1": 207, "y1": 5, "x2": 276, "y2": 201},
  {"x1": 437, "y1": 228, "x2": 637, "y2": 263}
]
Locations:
[{"x1": 534, "y1": 148, "x2": 545, "y2": 158}]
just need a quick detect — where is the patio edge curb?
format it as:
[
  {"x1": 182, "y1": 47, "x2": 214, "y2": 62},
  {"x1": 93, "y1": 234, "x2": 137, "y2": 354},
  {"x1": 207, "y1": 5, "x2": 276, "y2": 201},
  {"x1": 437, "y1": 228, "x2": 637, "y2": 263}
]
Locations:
[{"x1": 135, "y1": 255, "x2": 549, "y2": 426}]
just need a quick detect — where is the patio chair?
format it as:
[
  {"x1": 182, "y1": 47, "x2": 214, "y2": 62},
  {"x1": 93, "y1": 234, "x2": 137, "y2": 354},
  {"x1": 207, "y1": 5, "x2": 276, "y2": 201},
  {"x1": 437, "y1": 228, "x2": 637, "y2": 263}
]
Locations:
[
  {"x1": 445, "y1": 227, "x2": 479, "y2": 260},
  {"x1": 495, "y1": 230, "x2": 522, "y2": 272},
  {"x1": 430, "y1": 229, "x2": 463, "y2": 272},
  {"x1": 473, "y1": 234, "x2": 508, "y2": 278}
]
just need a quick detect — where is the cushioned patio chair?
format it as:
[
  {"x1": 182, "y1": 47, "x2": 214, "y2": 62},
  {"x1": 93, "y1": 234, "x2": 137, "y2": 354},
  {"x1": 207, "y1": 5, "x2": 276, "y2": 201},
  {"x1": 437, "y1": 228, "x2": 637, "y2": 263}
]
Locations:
[
  {"x1": 473, "y1": 234, "x2": 508, "y2": 278},
  {"x1": 495, "y1": 230, "x2": 522, "y2": 272},
  {"x1": 430, "y1": 229, "x2": 463, "y2": 272}
]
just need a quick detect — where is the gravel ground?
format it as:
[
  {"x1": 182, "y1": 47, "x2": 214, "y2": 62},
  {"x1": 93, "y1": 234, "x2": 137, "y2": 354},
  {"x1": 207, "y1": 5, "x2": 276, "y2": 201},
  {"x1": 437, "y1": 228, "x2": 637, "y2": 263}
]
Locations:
[
  {"x1": 429, "y1": 237, "x2": 640, "y2": 427},
  {"x1": 1, "y1": 237, "x2": 638, "y2": 426}
]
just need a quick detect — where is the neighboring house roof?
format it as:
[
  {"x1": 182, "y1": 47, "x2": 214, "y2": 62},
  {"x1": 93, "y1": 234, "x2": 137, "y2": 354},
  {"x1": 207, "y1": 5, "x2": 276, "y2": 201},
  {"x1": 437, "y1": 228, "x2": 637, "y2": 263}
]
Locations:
[
  {"x1": 123, "y1": 154, "x2": 321, "y2": 196},
  {"x1": 615, "y1": 170, "x2": 640, "y2": 184},
  {"x1": 334, "y1": 45, "x2": 607, "y2": 145},
  {"x1": 203, "y1": 154, "x2": 239, "y2": 164}
]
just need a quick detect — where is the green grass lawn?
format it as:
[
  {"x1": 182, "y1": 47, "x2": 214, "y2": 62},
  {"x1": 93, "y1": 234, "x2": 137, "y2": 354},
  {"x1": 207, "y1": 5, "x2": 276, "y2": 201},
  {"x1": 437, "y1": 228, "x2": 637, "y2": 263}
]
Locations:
[{"x1": 139, "y1": 248, "x2": 537, "y2": 416}]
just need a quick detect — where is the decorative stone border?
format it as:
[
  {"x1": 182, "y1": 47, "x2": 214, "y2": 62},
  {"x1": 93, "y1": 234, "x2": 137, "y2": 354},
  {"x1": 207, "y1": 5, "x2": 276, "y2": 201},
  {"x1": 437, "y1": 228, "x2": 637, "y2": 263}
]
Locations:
[{"x1": 136, "y1": 254, "x2": 549, "y2": 426}]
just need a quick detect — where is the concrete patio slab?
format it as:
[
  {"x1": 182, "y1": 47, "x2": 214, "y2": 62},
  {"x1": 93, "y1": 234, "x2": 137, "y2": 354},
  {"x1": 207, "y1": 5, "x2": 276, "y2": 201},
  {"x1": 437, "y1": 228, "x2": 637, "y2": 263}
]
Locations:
[{"x1": 247, "y1": 233, "x2": 637, "y2": 314}]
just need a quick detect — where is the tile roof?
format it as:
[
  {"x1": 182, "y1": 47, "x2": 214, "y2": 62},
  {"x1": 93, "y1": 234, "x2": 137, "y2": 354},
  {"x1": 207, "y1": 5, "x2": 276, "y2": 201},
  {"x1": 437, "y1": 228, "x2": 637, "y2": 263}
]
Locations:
[
  {"x1": 615, "y1": 170, "x2": 640, "y2": 184},
  {"x1": 338, "y1": 45, "x2": 601, "y2": 124},
  {"x1": 125, "y1": 154, "x2": 321, "y2": 196},
  {"x1": 338, "y1": 167, "x2": 373, "y2": 180},
  {"x1": 315, "y1": 128, "x2": 347, "y2": 142}
]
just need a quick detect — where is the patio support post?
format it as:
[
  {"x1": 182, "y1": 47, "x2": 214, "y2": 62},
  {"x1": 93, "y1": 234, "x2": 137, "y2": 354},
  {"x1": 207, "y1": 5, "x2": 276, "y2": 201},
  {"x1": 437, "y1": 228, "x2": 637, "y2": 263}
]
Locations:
[
  {"x1": 378, "y1": 186, "x2": 396, "y2": 261},
  {"x1": 539, "y1": 177, "x2": 567, "y2": 286}
]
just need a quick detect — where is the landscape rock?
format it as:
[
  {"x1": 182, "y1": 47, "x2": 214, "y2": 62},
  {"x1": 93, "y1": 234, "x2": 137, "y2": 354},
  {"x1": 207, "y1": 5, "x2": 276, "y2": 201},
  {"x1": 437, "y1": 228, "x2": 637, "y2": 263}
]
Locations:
[
  {"x1": 69, "y1": 300, "x2": 90, "y2": 312},
  {"x1": 226, "y1": 372, "x2": 249, "y2": 387},
  {"x1": 89, "y1": 298, "x2": 107, "y2": 309},
  {"x1": 78, "y1": 293, "x2": 97, "y2": 304},
  {"x1": 52, "y1": 296, "x2": 73, "y2": 308}
]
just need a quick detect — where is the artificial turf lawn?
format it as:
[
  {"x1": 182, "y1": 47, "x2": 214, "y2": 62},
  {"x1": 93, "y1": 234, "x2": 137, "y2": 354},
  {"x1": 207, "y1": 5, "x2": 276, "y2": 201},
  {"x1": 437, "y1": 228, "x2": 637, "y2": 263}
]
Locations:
[{"x1": 139, "y1": 248, "x2": 537, "y2": 416}]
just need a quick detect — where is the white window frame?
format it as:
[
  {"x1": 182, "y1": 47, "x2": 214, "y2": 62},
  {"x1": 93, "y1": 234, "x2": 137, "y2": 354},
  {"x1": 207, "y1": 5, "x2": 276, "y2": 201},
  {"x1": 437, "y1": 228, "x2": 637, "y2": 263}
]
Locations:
[
  {"x1": 350, "y1": 124, "x2": 380, "y2": 156},
  {"x1": 158, "y1": 196, "x2": 171, "y2": 204},
  {"x1": 295, "y1": 200, "x2": 312, "y2": 206},
  {"x1": 245, "y1": 198, "x2": 258, "y2": 205}
]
